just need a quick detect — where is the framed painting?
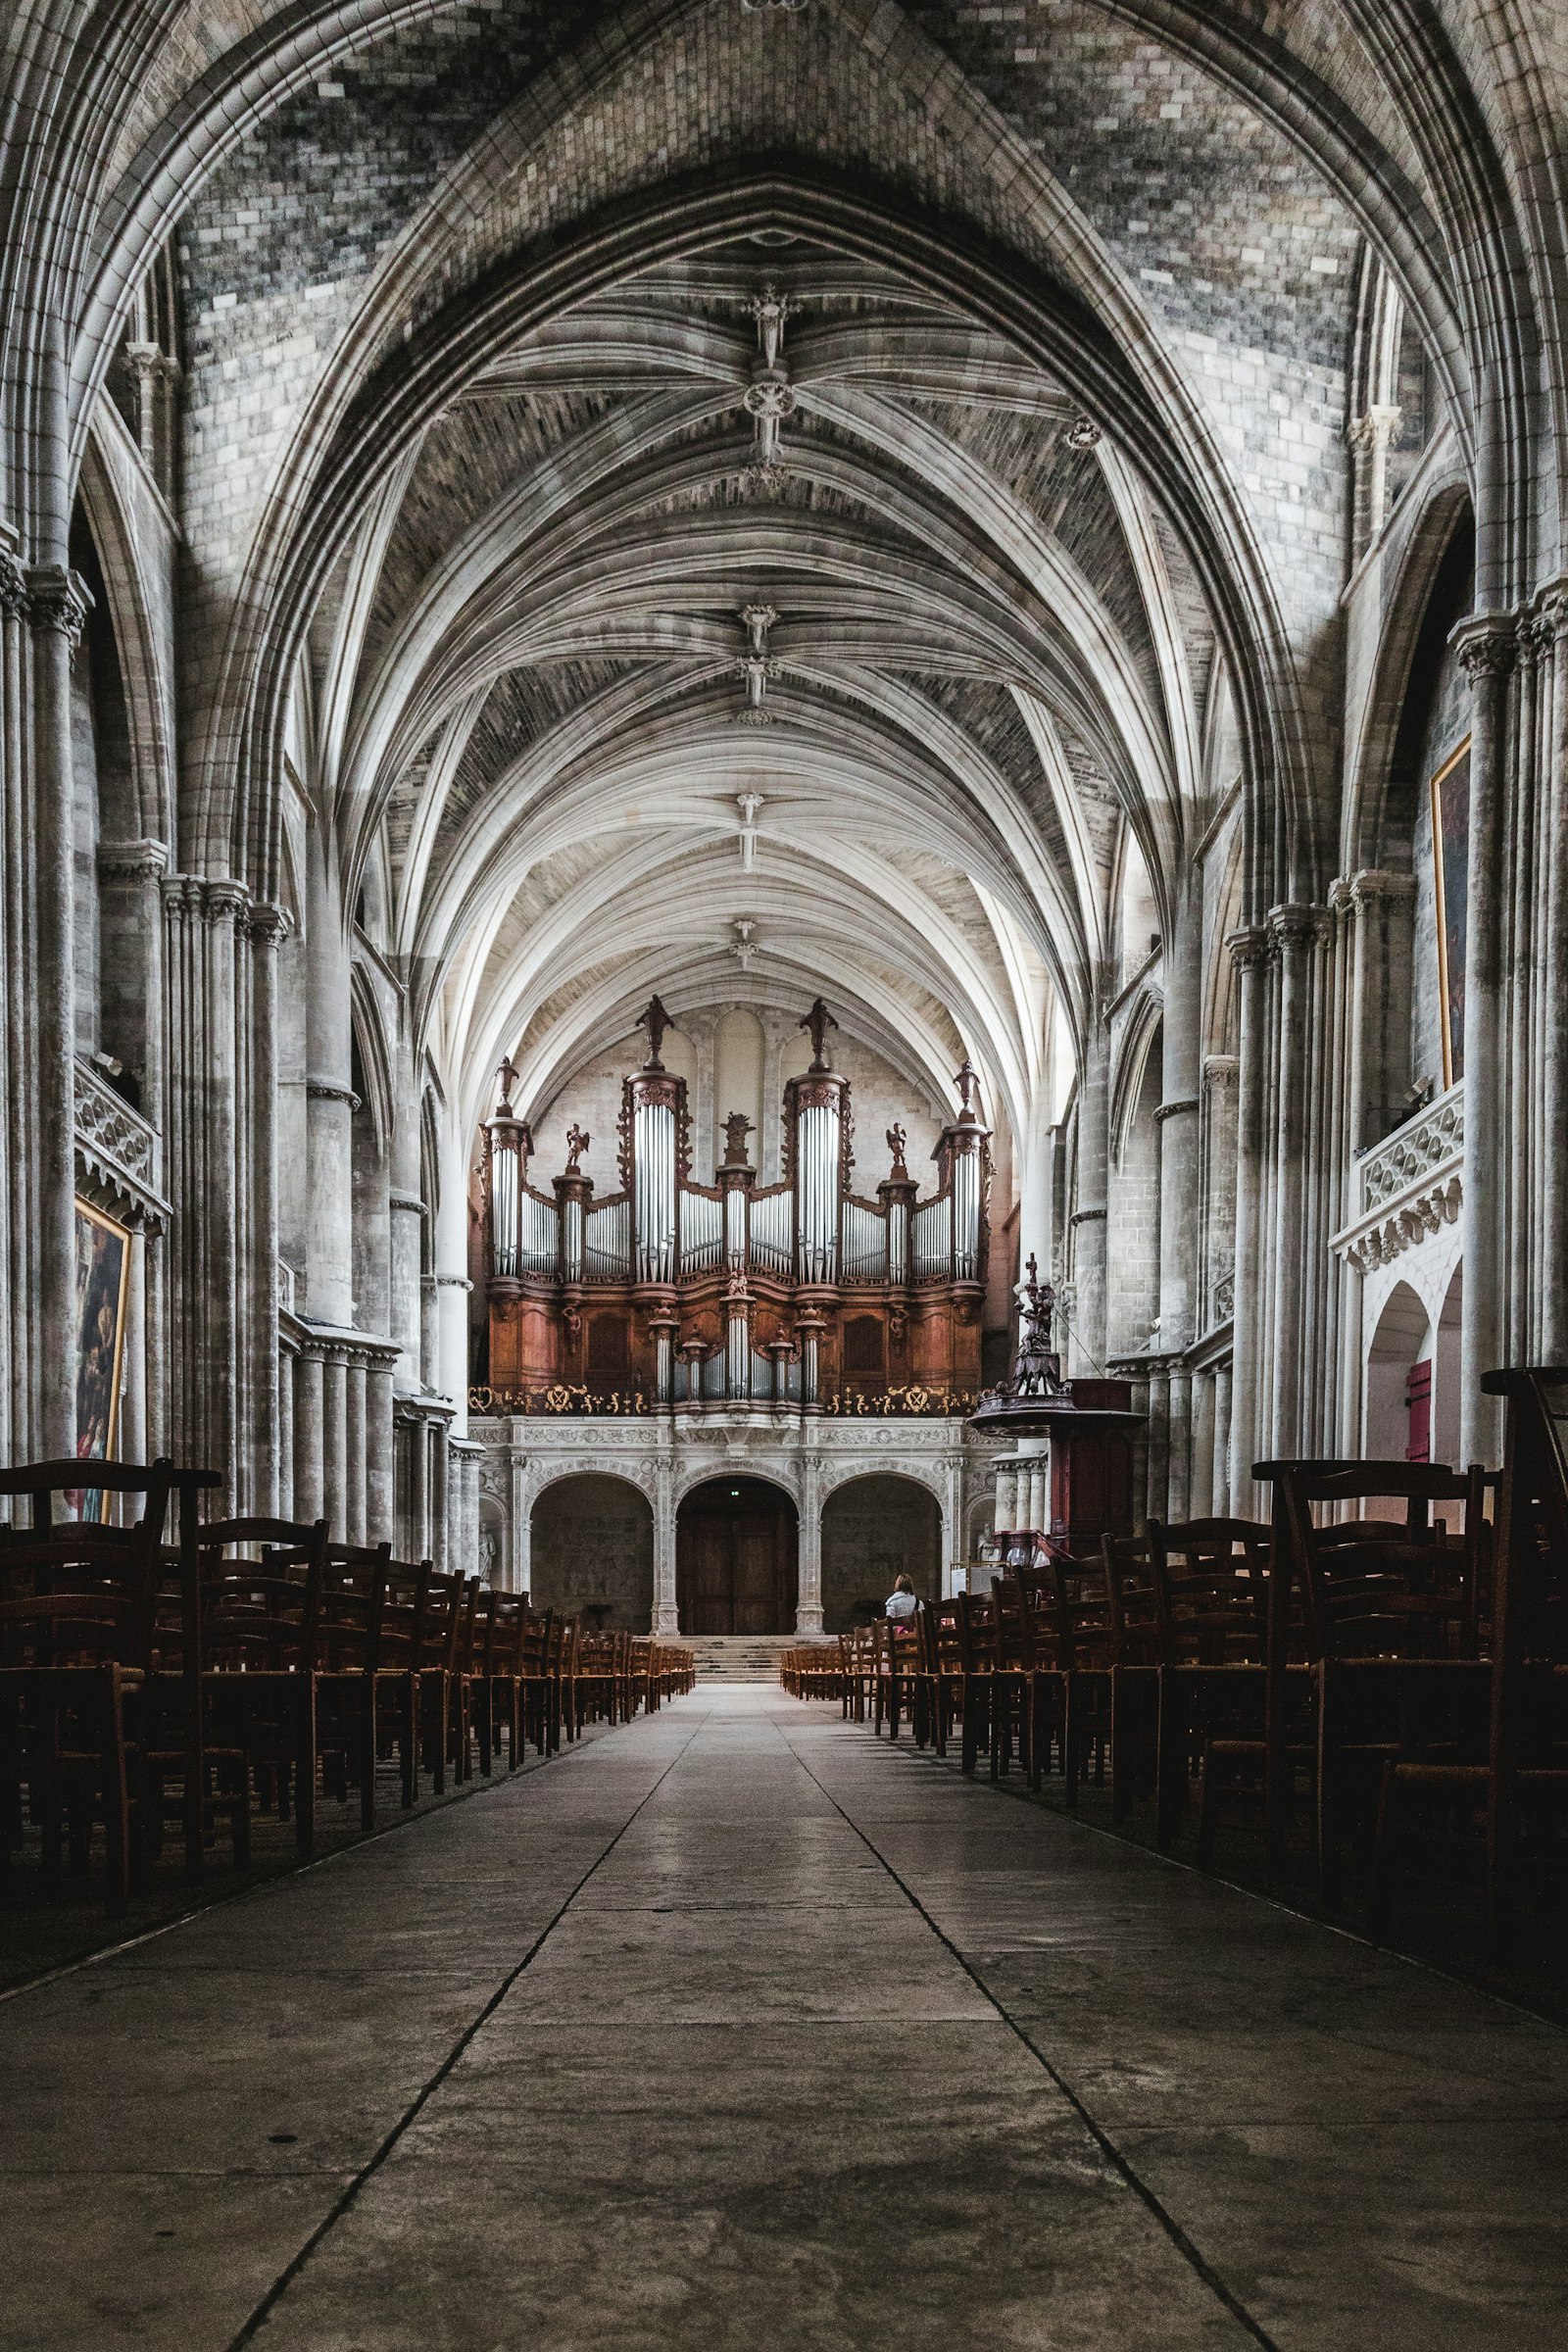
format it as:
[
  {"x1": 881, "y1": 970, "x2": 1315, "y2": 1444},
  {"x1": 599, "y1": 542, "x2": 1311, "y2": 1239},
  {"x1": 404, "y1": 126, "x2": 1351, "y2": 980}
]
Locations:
[
  {"x1": 74, "y1": 1200, "x2": 130, "y2": 1519},
  {"x1": 1430, "y1": 736, "x2": 1471, "y2": 1089}
]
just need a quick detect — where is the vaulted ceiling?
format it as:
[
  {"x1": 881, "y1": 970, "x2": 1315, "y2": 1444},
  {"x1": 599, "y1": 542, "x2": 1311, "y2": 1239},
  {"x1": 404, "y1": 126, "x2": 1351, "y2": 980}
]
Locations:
[{"x1": 294, "y1": 228, "x2": 1228, "y2": 1153}]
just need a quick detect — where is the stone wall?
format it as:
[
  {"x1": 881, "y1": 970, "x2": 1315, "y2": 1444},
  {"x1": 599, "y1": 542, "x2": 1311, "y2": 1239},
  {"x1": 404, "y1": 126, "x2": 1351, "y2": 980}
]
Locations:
[
  {"x1": 529, "y1": 1472, "x2": 655, "y2": 1632},
  {"x1": 820, "y1": 1474, "x2": 942, "y2": 1633}
]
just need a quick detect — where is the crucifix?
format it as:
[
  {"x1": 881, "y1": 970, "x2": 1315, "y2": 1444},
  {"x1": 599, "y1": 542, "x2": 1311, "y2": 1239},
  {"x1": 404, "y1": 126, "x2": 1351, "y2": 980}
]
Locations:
[{"x1": 735, "y1": 797, "x2": 764, "y2": 870}]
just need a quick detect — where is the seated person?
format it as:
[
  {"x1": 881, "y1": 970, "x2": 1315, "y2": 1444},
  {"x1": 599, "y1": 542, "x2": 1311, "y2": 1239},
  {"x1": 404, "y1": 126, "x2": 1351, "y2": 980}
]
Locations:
[{"x1": 884, "y1": 1573, "x2": 919, "y2": 1621}]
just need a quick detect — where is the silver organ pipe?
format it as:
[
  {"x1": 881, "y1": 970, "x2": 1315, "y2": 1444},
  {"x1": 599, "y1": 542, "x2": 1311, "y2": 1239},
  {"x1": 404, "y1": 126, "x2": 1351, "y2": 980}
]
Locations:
[
  {"x1": 886, "y1": 1196, "x2": 908, "y2": 1285},
  {"x1": 519, "y1": 1191, "x2": 559, "y2": 1278},
  {"x1": 796, "y1": 1099, "x2": 840, "y2": 1283},
  {"x1": 583, "y1": 1199, "x2": 629, "y2": 1281},
  {"x1": 633, "y1": 1097, "x2": 677, "y2": 1282},
  {"x1": 560, "y1": 1194, "x2": 584, "y2": 1283},
  {"x1": 726, "y1": 1311, "x2": 750, "y2": 1399},
  {"x1": 952, "y1": 1144, "x2": 981, "y2": 1280},
  {"x1": 724, "y1": 1184, "x2": 748, "y2": 1266},
  {"x1": 490, "y1": 1146, "x2": 519, "y2": 1279},
  {"x1": 910, "y1": 1194, "x2": 954, "y2": 1282},
  {"x1": 841, "y1": 1200, "x2": 887, "y2": 1284},
  {"x1": 750, "y1": 1188, "x2": 792, "y2": 1275},
  {"x1": 681, "y1": 1190, "x2": 723, "y2": 1276}
]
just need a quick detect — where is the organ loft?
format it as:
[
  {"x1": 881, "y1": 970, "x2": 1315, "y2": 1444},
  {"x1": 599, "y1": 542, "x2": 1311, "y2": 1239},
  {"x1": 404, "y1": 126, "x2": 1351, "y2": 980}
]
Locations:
[{"x1": 478, "y1": 997, "x2": 990, "y2": 1414}]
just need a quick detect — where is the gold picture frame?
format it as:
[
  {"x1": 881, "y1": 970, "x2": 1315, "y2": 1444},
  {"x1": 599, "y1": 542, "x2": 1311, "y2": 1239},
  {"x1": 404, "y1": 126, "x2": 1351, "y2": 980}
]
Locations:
[
  {"x1": 74, "y1": 1200, "x2": 131, "y2": 1493},
  {"x1": 1429, "y1": 736, "x2": 1471, "y2": 1090}
]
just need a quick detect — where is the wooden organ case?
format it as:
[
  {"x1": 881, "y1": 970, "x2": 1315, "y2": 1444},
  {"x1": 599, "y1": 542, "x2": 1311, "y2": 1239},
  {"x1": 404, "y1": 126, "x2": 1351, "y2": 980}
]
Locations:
[{"x1": 481, "y1": 999, "x2": 990, "y2": 1411}]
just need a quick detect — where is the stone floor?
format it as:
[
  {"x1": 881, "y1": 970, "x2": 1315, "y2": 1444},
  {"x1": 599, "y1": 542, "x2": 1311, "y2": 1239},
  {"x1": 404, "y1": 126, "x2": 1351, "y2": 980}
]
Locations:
[{"x1": 3, "y1": 1689, "x2": 1566, "y2": 2352}]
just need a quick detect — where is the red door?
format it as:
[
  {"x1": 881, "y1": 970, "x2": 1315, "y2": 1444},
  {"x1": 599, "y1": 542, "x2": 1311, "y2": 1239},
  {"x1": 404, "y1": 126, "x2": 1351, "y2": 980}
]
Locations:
[{"x1": 1405, "y1": 1358, "x2": 1432, "y2": 1462}]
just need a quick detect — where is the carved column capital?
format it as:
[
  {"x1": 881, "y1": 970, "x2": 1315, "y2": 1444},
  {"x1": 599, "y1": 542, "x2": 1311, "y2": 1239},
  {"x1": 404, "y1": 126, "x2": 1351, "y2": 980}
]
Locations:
[
  {"x1": 0, "y1": 549, "x2": 27, "y2": 619},
  {"x1": 1347, "y1": 866, "x2": 1415, "y2": 914},
  {"x1": 242, "y1": 900, "x2": 293, "y2": 948},
  {"x1": 25, "y1": 564, "x2": 92, "y2": 647},
  {"x1": 1225, "y1": 923, "x2": 1271, "y2": 973},
  {"x1": 1453, "y1": 615, "x2": 1517, "y2": 682},
  {"x1": 98, "y1": 837, "x2": 170, "y2": 884},
  {"x1": 1267, "y1": 901, "x2": 1329, "y2": 956}
]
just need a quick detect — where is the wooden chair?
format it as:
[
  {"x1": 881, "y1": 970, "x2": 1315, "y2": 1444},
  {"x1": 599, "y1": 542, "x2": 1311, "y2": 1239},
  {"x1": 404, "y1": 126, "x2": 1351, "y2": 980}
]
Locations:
[
  {"x1": 1371, "y1": 1370, "x2": 1568, "y2": 1936},
  {"x1": 315, "y1": 1539, "x2": 392, "y2": 1830},
  {"x1": 0, "y1": 1459, "x2": 176, "y2": 1915},
  {"x1": 1101, "y1": 1530, "x2": 1163, "y2": 1822},
  {"x1": 1142, "y1": 1516, "x2": 1271, "y2": 1851},
  {"x1": 196, "y1": 1517, "x2": 330, "y2": 1859},
  {"x1": 955, "y1": 1589, "x2": 997, "y2": 1775},
  {"x1": 1252, "y1": 1462, "x2": 1486, "y2": 1891}
]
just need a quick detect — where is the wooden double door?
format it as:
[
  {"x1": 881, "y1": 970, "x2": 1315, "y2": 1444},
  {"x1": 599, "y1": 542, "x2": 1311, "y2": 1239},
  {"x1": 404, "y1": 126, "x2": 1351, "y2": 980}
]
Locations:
[{"x1": 676, "y1": 1477, "x2": 798, "y2": 1636}]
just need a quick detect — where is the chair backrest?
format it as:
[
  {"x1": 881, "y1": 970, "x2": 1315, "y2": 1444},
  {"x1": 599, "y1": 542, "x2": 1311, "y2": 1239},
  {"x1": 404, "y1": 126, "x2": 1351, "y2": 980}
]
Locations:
[
  {"x1": 318, "y1": 1539, "x2": 393, "y2": 1674},
  {"x1": 1145, "y1": 1516, "x2": 1269, "y2": 1666},
  {"x1": 0, "y1": 1470, "x2": 177, "y2": 1672},
  {"x1": 198, "y1": 1516, "x2": 330, "y2": 1673},
  {"x1": 1102, "y1": 1531, "x2": 1162, "y2": 1665},
  {"x1": 376, "y1": 1557, "x2": 433, "y2": 1672},
  {"x1": 1051, "y1": 1550, "x2": 1115, "y2": 1671},
  {"x1": 415, "y1": 1569, "x2": 469, "y2": 1674},
  {"x1": 1257, "y1": 1462, "x2": 1483, "y2": 1663}
]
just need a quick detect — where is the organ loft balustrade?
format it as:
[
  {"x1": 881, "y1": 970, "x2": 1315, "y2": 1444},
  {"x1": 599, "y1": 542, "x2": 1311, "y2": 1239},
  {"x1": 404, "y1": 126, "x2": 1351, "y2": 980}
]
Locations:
[{"x1": 474, "y1": 998, "x2": 991, "y2": 1418}]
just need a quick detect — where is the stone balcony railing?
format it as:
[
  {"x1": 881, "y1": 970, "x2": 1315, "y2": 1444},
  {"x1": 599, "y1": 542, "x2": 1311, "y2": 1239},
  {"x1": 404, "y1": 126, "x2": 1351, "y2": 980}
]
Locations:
[
  {"x1": 1333, "y1": 1081, "x2": 1464, "y2": 1274},
  {"x1": 74, "y1": 1054, "x2": 166, "y2": 1223}
]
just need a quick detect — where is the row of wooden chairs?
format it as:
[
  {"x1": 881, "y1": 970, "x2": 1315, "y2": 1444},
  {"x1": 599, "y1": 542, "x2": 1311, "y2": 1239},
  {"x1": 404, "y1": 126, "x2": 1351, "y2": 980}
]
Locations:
[
  {"x1": 0, "y1": 1458, "x2": 695, "y2": 1918},
  {"x1": 785, "y1": 1388, "x2": 1568, "y2": 1942}
]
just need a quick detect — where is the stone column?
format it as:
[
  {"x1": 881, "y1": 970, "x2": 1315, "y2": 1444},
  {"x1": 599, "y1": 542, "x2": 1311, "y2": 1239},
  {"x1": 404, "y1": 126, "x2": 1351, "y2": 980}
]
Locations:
[
  {"x1": 27, "y1": 566, "x2": 91, "y2": 1456},
  {"x1": 322, "y1": 1345, "x2": 349, "y2": 1536},
  {"x1": 305, "y1": 828, "x2": 355, "y2": 1332},
  {"x1": 434, "y1": 1106, "x2": 472, "y2": 1435},
  {"x1": 277, "y1": 1346, "x2": 295, "y2": 1519},
  {"x1": 1540, "y1": 592, "x2": 1568, "y2": 1355},
  {"x1": 1213, "y1": 1366, "x2": 1233, "y2": 1514},
  {"x1": 1071, "y1": 977, "x2": 1110, "y2": 1372},
  {"x1": 294, "y1": 1343, "x2": 324, "y2": 1521},
  {"x1": 409, "y1": 1411, "x2": 429, "y2": 1559},
  {"x1": 0, "y1": 549, "x2": 28, "y2": 1468},
  {"x1": 1456, "y1": 620, "x2": 1517, "y2": 1465},
  {"x1": 366, "y1": 1353, "x2": 395, "y2": 1542},
  {"x1": 1190, "y1": 1371, "x2": 1215, "y2": 1519},
  {"x1": 1156, "y1": 867, "x2": 1202, "y2": 1356},
  {"x1": 510, "y1": 1442, "x2": 531, "y2": 1597},
  {"x1": 653, "y1": 1457, "x2": 678, "y2": 1635},
  {"x1": 1269, "y1": 904, "x2": 1325, "y2": 1457},
  {"x1": 796, "y1": 1453, "x2": 824, "y2": 1635},
  {"x1": 244, "y1": 904, "x2": 289, "y2": 1514},
  {"x1": 1227, "y1": 928, "x2": 1271, "y2": 1513},
  {"x1": 345, "y1": 1349, "x2": 367, "y2": 1543},
  {"x1": 994, "y1": 1455, "x2": 1018, "y2": 1532}
]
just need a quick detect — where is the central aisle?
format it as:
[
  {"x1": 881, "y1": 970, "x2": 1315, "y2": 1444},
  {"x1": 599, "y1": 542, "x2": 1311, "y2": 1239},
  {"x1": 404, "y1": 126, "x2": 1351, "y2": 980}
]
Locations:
[{"x1": 4, "y1": 1689, "x2": 1567, "y2": 2351}]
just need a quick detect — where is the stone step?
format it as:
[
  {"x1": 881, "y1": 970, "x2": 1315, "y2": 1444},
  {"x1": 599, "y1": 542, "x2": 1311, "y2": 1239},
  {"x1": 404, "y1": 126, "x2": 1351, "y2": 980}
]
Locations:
[{"x1": 683, "y1": 1634, "x2": 833, "y2": 1683}]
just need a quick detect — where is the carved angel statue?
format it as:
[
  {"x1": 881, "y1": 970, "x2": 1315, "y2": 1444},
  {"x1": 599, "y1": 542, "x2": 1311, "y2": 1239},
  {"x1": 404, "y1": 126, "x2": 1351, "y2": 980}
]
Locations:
[
  {"x1": 564, "y1": 1123, "x2": 589, "y2": 1172},
  {"x1": 722, "y1": 1109, "x2": 754, "y2": 1165},
  {"x1": 886, "y1": 1121, "x2": 907, "y2": 1170}
]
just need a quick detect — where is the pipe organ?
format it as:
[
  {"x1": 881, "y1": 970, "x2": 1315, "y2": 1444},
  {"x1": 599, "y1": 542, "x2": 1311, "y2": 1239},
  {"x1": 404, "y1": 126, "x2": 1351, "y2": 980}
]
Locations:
[{"x1": 480, "y1": 998, "x2": 990, "y2": 1411}]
